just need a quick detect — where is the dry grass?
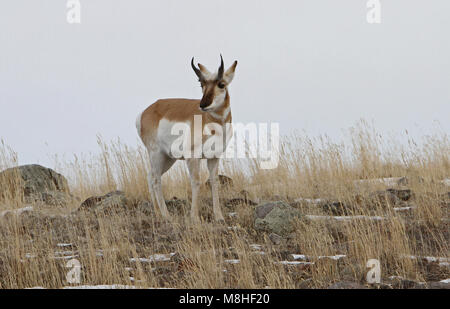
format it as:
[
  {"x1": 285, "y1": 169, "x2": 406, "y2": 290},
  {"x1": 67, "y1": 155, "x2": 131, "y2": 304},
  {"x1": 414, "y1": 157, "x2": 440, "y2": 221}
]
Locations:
[{"x1": 0, "y1": 121, "x2": 448, "y2": 289}]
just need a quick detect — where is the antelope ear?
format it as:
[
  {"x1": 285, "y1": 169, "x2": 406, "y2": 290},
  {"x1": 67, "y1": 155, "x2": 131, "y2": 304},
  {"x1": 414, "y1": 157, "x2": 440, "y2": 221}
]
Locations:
[
  {"x1": 223, "y1": 61, "x2": 238, "y2": 84},
  {"x1": 198, "y1": 63, "x2": 211, "y2": 78}
]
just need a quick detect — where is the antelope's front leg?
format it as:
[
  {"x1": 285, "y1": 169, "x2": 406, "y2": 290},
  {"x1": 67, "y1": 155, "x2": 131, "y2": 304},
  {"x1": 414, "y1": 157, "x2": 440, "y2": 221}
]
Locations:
[
  {"x1": 186, "y1": 159, "x2": 201, "y2": 223},
  {"x1": 207, "y1": 158, "x2": 225, "y2": 222}
]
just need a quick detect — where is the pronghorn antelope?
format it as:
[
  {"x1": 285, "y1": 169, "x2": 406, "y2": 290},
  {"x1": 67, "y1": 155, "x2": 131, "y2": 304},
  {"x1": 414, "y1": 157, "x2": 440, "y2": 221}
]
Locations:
[{"x1": 136, "y1": 55, "x2": 238, "y2": 223}]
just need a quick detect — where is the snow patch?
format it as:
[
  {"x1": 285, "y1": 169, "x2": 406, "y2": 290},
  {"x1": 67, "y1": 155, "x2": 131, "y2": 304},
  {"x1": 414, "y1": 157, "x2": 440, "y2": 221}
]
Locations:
[
  {"x1": 294, "y1": 198, "x2": 324, "y2": 204},
  {"x1": 129, "y1": 253, "x2": 175, "y2": 263},
  {"x1": 291, "y1": 254, "x2": 346, "y2": 261},
  {"x1": 276, "y1": 261, "x2": 314, "y2": 266},
  {"x1": 224, "y1": 259, "x2": 240, "y2": 264},
  {"x1": 306, "y1": 215, "x2": 385, "y2": 221},
  {"x1": 1, "y1": 206, "x2": 33, "y2": 217}
]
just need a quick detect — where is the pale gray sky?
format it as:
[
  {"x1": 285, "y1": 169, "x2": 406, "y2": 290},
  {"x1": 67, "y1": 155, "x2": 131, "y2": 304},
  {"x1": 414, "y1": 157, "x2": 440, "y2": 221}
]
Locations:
[{"x1": 0, "y1": 0, "x2": 449, "y2": 166}]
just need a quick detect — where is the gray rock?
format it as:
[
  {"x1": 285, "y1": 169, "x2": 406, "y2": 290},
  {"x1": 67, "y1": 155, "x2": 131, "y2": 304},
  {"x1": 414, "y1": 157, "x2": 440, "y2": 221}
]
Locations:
[
  {"x1": 388, "y1": 277, "x2": 426, "y2": 289},
  {"x1": 77, "y1": 191, "x2": 131, "y2": 213},
  {"x1": 254, "y1": 201, "x2": 303, "y2": 236},
  {"x1": 0, "y1": 164, "x2": 70, "y2": 199},
  {"x1": 255, "y1": 202, "x2": 277, "y2": 219},
  {"x1": 367, "y1": 190, "x2": 402, "y2": 209},
  {"x1": 386, "y1": 188, "x2": 413, "y2": 201},
  {"x1": 26, "y1": 190, "x2": 77, "y2": 207},
  {"x1": 428, "y1": 281, "x2": 450, "y2": 289},
  {"x1": 268, "y1": 232, "x2": 283, "y2": 245}
]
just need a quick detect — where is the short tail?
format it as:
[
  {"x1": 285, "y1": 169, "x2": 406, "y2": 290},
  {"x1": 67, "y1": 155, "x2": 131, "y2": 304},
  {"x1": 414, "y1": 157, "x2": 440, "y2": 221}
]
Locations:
[{"x1": 135, "y1": 111, "x2": 143, "y2": 137}]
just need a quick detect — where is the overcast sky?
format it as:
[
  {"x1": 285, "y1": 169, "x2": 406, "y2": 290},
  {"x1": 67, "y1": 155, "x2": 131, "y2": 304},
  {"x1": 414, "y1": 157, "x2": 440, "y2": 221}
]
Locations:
[{"x1": 0, "y1": 0, "x2": 449, "y2": 167}]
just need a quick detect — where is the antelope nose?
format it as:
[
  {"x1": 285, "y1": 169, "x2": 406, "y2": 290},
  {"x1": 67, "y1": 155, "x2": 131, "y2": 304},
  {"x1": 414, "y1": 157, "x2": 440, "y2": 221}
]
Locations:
[{"x1": 200, "y1": 101, "x2": 208, "y2": 110}]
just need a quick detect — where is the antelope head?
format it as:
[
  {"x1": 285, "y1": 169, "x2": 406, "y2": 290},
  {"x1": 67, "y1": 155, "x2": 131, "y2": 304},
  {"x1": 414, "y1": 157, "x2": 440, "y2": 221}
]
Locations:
[{"x1": 191, "y1": 55, "x2": 238, "y2": 112}]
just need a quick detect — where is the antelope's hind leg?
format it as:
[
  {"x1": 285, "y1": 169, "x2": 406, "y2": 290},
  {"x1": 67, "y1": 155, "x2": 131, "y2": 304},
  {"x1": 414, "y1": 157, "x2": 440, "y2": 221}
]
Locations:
[
  {"x1": 186, "y1": 158, "x2": 202, "y2": 224},
  {"x1": 148, "y1": 151, "x2": 175, "y2": 220}
]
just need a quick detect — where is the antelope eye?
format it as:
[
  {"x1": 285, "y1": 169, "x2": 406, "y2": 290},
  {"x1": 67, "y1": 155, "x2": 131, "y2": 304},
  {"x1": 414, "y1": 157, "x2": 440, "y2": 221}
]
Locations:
[{"x1": 218, "y1": 82, "x2": 225, "y2": 89}]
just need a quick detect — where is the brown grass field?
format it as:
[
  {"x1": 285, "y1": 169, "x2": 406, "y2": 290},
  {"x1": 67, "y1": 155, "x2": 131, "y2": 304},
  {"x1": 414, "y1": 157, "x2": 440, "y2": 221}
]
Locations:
[{"x1": 0, "y1": 121, "x2": 448, "y2": 289}]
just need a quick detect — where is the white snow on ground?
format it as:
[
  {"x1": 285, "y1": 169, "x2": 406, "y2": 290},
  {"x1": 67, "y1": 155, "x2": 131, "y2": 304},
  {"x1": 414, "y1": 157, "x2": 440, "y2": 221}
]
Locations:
[
  {"x1": 56, "y1": 243, "x2": 73, "y2": 247},
  {"x1": 249, "y1": 244, "x2": 265, "y2": 255},
  {"x1": 353, "y1": 176, "x2": 450, "y2": 187},
  {"x1": 402, "y1": 255, "x2": 450, "y2": 263},
  {"x1": 401, "y1": 255, "x2": 450, "y2": 267},
  {"x1": 291, "y1": 254, "x2": 307, "y2": 260},
  {"x1": 0, "y1": 206, "x2": 33, "y2": 217},
  {"x1": 24, "y1": 253, "x2": 36, "y2": 259},
  {"x1": 250, "y1": 244, "x2": 263, "y2": 250},
  {"x1": 52, "y1": 255, "x2": 79, "y2": 260},
  {"x1": 294, "y1": 198, "x2": 325, "y2": 204},
  {"x1": 224, "y1": 259, "x2": 240, "y2": 264},
  {"x1": 353, "y1": 177, "x2": 403, "y2": 187},
  {"x1": 29, "y1": 285, "x2": 171, "y2": 289},
  {"x1": 296, "y1": 198, "x2": 416, "y2": 213},
  {"x1": 440, "y1": 279, "x2": 450, "y2": 283},
  {"x1": 291, "y1": 254, "x2": 346, "y2": 261},
  {"x1": 276, "y1": 261, "x2": 314, "y2": 265},
  {"x1": 54, "y1": 250, "x2": 78, "y2": 256},
  {"x1": 63, "y1": 285, "x2": 138, "y2": 289},
  {"x1": 393, "y1": 206, "x2": 416, "y2": 212},
  {"x1": 224, "y1": 259, "x2": 319, "y2": 266},
  {"x1": 318, "y1": 254, "x2": 346, "y2": 260},
  {"x1": 129, "y1": 257, "x2": 153, "y2": 263},
  {"x1": 129, "y1": 253, "x2": 176, "y2": 263},
  {"x1": 306, "y1": 215, "x2": 385, "y2": 221},
  {"x1": 227, "y1": 226, "x2": 239, "y2": 231}
]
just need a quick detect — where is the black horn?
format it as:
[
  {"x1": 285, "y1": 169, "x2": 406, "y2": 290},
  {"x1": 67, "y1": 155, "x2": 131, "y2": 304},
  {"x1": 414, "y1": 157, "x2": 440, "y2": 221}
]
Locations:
[
  {"x1": 217, "y1": 54, "x2": 224, "y2": 80},
  {"x1": 191, "y1": 57, "x2": 203, "y2": 81}
]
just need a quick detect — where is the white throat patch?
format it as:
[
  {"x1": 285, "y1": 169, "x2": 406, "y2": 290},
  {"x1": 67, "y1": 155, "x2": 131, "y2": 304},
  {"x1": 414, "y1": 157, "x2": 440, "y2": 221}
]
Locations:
[{"x1": 208, "y1": 105, "x2": 230, "y2": 122}]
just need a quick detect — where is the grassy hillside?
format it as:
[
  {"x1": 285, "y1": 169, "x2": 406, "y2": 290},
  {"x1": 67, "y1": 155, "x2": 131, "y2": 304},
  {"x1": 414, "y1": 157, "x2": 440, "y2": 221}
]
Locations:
[{"x1": 0, "y1": 121, "x2": 448, "y2": 288}]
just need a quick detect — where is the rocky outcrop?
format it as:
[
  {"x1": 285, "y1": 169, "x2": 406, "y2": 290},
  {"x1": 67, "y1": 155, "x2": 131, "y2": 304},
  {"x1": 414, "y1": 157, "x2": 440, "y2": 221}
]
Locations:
[
  {"x1": 0, "y1": 164, "x2": 74, "y2": 206},
  {"x1": 0, "y1": 164, "x2": 69, "y2": 195},
  {"x1": 77, "y1": 191, "x2": 152, "y2": 215},
  {"x1": 254, "y1": 201, "x2": 303, "y2": 236}
]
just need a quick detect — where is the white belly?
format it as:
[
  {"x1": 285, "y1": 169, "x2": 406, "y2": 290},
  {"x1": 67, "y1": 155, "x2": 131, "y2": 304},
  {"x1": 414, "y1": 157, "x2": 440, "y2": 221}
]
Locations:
[{"x1": 156, "y1": 118, "x2": 232, "y2": 159}]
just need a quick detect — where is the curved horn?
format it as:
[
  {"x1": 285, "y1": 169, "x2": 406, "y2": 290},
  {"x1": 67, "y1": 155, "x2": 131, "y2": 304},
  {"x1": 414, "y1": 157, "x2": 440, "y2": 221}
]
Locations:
[
  {"x1": 217, "y1": 54, "x2": 224, "y2": 80},
  {"x1": 191, "y1": 57, "x2": 203, "y2": 81}
]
